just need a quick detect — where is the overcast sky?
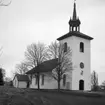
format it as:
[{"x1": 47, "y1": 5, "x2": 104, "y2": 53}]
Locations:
[{"x1": 0, "y1": 0, "x2": 105, "y2": 84}]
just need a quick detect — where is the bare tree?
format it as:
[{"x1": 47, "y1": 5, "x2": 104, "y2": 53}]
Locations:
[
  {"x1": 15, "y1": 62, "x2": 29, "y2": 74},
  {"x1": 0, "y1": 0, "x2": 11, "y2": 6},
  {"x1": 11, "y1": 70, "x2": 18, "y2": 79},
  {"x1": 25, "y1": 42, "x2": 49, "y2": 90},
  {"x1": 48, "y1": 41, "x2": 72, "y2": 91},
  {"x1": 48, "y1": 41, "x2": 59, "y2": 59},
  {"x1": 0, "y1": 47, "x2": 6, "y2": 81},
  {"x1": 2, "y1": 68, "x2": 5, "y2": 78},
  {"x1": 4, "y1": 77, "x2": 11, "y2": 82},
  {"x1": 100, "y1": 81, "x2": 105, "y2": 90},
  {"x1": 0, "y1": 68, "x2": 4, "y2": 85},
  {"x1": 91, "y1": 71, "x2": 98, "y2": 91}
]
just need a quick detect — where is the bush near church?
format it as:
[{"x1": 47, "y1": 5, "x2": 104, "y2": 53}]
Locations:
[{"x1": 0, "y1": 68, "x2": 4, "y2": 85}]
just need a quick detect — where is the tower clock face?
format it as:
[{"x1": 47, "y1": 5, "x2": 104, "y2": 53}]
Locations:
[{"x1": 80, "y1": 62, "x2": 84, "y2": 69}]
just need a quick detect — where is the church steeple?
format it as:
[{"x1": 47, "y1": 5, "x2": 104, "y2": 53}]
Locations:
[
  {"x1": 69, "y1": 0, "x2": 81, "y2": 32},
  {"x1": 73, "y1": 2, "x2": 77, "y2": 20}
]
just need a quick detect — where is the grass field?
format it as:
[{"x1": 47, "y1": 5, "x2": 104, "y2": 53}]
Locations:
[{"x1": 0, "y1": 86, "x2": 105, "y2": 105}]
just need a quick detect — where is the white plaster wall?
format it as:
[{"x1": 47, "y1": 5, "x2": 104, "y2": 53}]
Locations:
[
  {"x1": 30, "y1": 72, "x2": 71, "y2": 89},
  {"x1": 40, "y1": 75, "x2": 58, "y2": 89},
  {"x1": 18, "y1": 81, "x2": 27, "y2": 88},
  {"x1": 59, "y1": 36, "x2": 91, "y2": 90},
  {"x1": 30, "y1": 72, "x2": 58, "y2": 89},
  {"x1": 13, "y1": 77, "x2": 18, "y2": 88},
  {"x1": 13, "y1": 78, "x2": 15, "y2": 87}
]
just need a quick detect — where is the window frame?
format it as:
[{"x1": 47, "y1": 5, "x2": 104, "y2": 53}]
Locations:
[
  {"x1": 35, "y1": 74, "x2": 38, "y2": 85},
  {"x1": 63, "y1": 74, "x2": 66, "y2": 86},
  {"x1": 80, "y1": 42, "x2": 84, "y2": 52},
  {"x1": 64, "y1": 42, "x2": 67, "y2": 52},
  {"x1": 41, "y1": 74, "x2": 44, "y2": 85}
]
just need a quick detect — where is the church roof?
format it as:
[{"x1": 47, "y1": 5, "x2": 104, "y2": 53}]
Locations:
[
  {"x1": 26, "y1": 58, "x2": 58, "y2": 74},
  {"x1": 14, "y1": 74, "x2": 29, "y2": 82},
  {"x1": 57, "y1": 31, "x2": 93, "y2": 41}
]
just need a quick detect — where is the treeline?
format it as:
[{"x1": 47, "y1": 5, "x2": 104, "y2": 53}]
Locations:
[{"x1": 91, "y1": 70, "x2": 105, "y2": 91}]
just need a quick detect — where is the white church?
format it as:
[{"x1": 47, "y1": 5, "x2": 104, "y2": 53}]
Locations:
[{"x1": 26, "y1": 1, "x2": 93, "y2": 90}]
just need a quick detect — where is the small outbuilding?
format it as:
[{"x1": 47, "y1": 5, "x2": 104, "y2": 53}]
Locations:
[{"x1": 13, "y1": 74, "x2": 30, "y2": 88}]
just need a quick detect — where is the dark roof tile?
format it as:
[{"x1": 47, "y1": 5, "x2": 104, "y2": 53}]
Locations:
[
  {"x1": 15, "y1": 74, "x2": 29, "y2": 81},
  {"x1": 57, "y1": 31, "x2": 93, "y2": 41},
  {"x1": 26, "y1": 58, "x2": 58, "y2": 74}
]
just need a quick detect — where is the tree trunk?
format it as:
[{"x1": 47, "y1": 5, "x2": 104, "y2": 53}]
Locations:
[
  {"x1": 58, "y1": 79, "x2": 60, "y2": 91},
  {"x1": 37, "y1": 72, "x2": 40, "y2": 90},
  {"x1": 58, "y1": 69, "x2": 60, "y2": 91}
]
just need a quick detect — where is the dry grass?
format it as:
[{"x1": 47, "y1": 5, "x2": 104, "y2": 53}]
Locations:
[{"x1": 0, "y1": 86, "x2": 105, "y2": 105}]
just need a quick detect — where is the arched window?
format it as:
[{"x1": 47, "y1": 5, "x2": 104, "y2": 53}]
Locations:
[
  {"x1": 80, "y1": 42, "x2": 84, "y2": 52},
  {"x1": 63, "y1": 74, "x2": 66, "y2": 86},
  {"x1": 64, "y1": 42, "x2": 67, "y2": 52}
]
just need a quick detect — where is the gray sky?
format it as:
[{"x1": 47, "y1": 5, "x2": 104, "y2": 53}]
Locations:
[{"x1": 0, "y1": 0, "x2": 105, "y2": 84}]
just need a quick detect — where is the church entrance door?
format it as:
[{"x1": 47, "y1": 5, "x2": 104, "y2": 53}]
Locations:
[{"x1": 79, "y1": 80, "x2": 84, "y2": 90}]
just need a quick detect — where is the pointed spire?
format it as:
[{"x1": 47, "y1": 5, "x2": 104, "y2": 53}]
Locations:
[
  {"x1": 69, "y1": 0, "x2": 81, "y2": 32},
  {"x1": 73, "y1": 0, "x2": 77, "y2": 20}
]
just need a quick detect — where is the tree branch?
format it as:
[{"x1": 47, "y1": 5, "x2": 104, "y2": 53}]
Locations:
[{"x1": 0, "y1": 0, "x2": 12, "y2": 6}]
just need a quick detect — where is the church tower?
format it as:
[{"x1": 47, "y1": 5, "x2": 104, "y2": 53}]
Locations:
[{"x1": 57, "y1": 1, "x2": 93, "y2": 90}]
